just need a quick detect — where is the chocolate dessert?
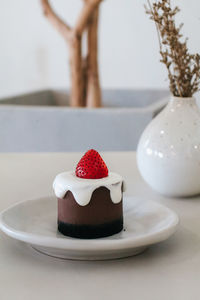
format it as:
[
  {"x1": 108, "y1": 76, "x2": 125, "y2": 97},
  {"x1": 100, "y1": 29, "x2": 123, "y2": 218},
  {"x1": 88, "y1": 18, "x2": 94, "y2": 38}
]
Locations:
[{"x1": 53, "y1": 149, "x2": 124, "y2": 239}]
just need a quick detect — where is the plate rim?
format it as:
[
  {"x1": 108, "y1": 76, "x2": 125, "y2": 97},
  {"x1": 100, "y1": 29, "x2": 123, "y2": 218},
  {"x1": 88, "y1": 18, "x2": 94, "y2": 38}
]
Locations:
[{"x1": 0, "y1": 196, "x2": 179, "y2": 251}]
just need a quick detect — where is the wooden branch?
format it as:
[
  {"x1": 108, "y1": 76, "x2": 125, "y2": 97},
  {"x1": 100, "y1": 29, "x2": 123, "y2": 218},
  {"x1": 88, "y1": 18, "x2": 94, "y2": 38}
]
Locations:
[
  {"x1": 69, "y1": 37, "x2": 84, "y2": 107},
  {"x1": 86, "y1": 5, "x2": 101, "y2": 107},
  {"x1": 82, "y1": 56, "x2": 88, "y2": 107},
  {"x1": 74, "y1": 0, "x2": 102, "y2": 37},
  {"x1": 40, "y1": 0, "x2": 103, "y2": 107},
  {"x1": 41, "y1": 0, "x2": 71, "y2": 40}
]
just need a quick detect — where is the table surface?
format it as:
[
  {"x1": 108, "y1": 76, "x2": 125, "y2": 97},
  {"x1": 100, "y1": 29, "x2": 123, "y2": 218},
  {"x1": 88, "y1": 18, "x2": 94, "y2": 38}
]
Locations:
[{"x1": 0, "y1": 152, "x2": 199, "y2": 300}]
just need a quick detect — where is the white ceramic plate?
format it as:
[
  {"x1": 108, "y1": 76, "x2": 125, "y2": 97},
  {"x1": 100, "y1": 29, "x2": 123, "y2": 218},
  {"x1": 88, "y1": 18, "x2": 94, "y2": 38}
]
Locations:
[{"x1": 0, "y1": 196, "x2": 179, "y2": 260}]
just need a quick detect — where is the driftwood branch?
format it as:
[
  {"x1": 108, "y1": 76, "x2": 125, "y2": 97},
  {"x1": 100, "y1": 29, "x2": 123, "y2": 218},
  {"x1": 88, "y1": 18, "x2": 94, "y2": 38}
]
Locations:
[
  {"x1": 82, "y1": 56, "x2": 88, "y2": 107},
  {"x1": 41, "y1": 0, "x2": 103, "y2": 107},
  {"x1": 74, "y1": 0, "x2": 102, "y2": 37},
  {"x1": 40, "y1": 0, "x2": 71, "y2": 40},
  {"x1": 69, "y1": 36, "x2": 84, "y2": 106},
  {"x1": 86, "y1": 5, "x2": 101, "y2": 107}
]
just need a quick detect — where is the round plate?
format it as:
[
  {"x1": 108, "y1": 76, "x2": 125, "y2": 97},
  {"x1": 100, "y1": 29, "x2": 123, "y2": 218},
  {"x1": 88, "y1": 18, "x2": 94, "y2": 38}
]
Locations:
[{"x1": 0, "y1": 196, "x2": 179, "y2": 260}]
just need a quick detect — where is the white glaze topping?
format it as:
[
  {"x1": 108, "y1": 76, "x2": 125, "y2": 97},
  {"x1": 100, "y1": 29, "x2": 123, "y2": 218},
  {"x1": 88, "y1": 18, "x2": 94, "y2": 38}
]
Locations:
[{"x1": 53, "y1": 171, "x2": 123, "y2": 206}]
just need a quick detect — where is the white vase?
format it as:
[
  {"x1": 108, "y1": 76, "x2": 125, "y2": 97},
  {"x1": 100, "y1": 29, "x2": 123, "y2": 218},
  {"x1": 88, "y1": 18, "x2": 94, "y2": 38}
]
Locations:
[{"x1": 137, "y1": 96, "x2": 200, "y2": 197}]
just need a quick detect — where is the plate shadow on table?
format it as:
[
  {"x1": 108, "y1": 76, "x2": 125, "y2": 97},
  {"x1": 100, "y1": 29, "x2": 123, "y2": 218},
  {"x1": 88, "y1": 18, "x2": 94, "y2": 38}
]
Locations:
[{"x1": 3, "y1": 224, "x2": 198, "y2": 273}]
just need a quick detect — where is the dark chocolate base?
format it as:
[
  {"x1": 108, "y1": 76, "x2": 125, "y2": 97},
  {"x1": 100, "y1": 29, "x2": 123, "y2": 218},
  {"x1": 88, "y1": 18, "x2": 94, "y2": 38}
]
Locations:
[{"x1": 58, "y1": 218, "x2": 123, "y2": 239}]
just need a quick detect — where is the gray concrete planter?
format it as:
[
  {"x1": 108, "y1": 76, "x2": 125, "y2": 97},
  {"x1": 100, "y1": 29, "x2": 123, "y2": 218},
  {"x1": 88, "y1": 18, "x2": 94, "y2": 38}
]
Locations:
[{"x1": 0, "y1": 89, "x2": 169, "y2": 152}]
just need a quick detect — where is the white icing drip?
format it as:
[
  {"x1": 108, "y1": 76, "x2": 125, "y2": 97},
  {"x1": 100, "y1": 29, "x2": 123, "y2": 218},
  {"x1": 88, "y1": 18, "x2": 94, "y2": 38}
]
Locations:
[{"x1": 53, "y1": 172, "x2": 123, "y2": 206}]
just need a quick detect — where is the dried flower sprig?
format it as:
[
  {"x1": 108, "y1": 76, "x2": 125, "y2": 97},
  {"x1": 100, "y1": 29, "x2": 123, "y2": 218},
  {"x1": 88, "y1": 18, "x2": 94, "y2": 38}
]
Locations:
[{"x1": 145, "y1": 0, "x2": 200, "y2": 97}]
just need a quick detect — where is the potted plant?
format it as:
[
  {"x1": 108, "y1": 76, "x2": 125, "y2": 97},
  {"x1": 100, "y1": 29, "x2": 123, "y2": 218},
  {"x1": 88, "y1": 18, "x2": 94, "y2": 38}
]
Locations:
[{"x1": 137, "y1": 0, "x2": 200, "y2": 197}]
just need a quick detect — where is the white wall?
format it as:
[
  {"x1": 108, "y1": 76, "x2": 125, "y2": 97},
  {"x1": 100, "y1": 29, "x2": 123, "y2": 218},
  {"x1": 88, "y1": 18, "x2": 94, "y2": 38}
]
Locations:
[{"x1": 0, "y1": 0, "x2": 200, "y2": 98}]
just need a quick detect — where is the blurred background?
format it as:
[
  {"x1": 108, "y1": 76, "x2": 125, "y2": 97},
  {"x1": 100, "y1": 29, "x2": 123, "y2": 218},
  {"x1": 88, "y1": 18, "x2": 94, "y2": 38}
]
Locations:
[
  {"x1": 0, "y1": 0, "x2": 199, "y2": 152},
  {"x1": 0, "y1": 0, "x2": 199, "y2": 98}
]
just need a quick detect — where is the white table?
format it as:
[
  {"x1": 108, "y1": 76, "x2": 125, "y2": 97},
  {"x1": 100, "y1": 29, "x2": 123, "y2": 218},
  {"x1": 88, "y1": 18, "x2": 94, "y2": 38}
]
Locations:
[{"x1": 0, "y1": 152, "x2": 199, "y2": 300}]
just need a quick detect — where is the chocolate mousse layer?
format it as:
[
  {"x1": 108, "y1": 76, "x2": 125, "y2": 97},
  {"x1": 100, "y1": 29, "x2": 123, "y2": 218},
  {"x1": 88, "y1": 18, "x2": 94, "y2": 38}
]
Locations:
[{"x1": 58, "y1": 186, "x2": 123, "y2": 239}]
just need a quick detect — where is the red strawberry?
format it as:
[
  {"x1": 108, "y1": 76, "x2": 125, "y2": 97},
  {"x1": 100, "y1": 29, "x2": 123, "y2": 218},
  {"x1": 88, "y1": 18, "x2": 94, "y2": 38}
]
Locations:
[{"x1": 75, "y1": 149, "x2": 108, "y2": 179}]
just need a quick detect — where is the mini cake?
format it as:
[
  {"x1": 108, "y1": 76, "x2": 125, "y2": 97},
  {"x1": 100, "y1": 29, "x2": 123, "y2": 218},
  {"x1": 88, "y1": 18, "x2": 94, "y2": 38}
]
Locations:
[{"x1": 53, "y1": 149, "x2": 124, "y2": 239}]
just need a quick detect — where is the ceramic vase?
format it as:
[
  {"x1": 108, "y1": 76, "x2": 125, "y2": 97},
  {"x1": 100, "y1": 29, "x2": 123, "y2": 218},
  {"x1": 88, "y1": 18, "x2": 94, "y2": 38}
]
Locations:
[{"x1": 137, "y1": 96, "x2": 200, "y2": 197}]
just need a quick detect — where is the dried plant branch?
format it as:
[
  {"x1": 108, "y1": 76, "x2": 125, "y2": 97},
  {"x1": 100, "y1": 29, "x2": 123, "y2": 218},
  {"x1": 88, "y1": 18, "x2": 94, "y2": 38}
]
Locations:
[
  {"x1": 145, "y1": 0, "x2": 200, "y2": 97},
  {"x1": 147, "y1": 0, "x2": 162, "y2": 50}
]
